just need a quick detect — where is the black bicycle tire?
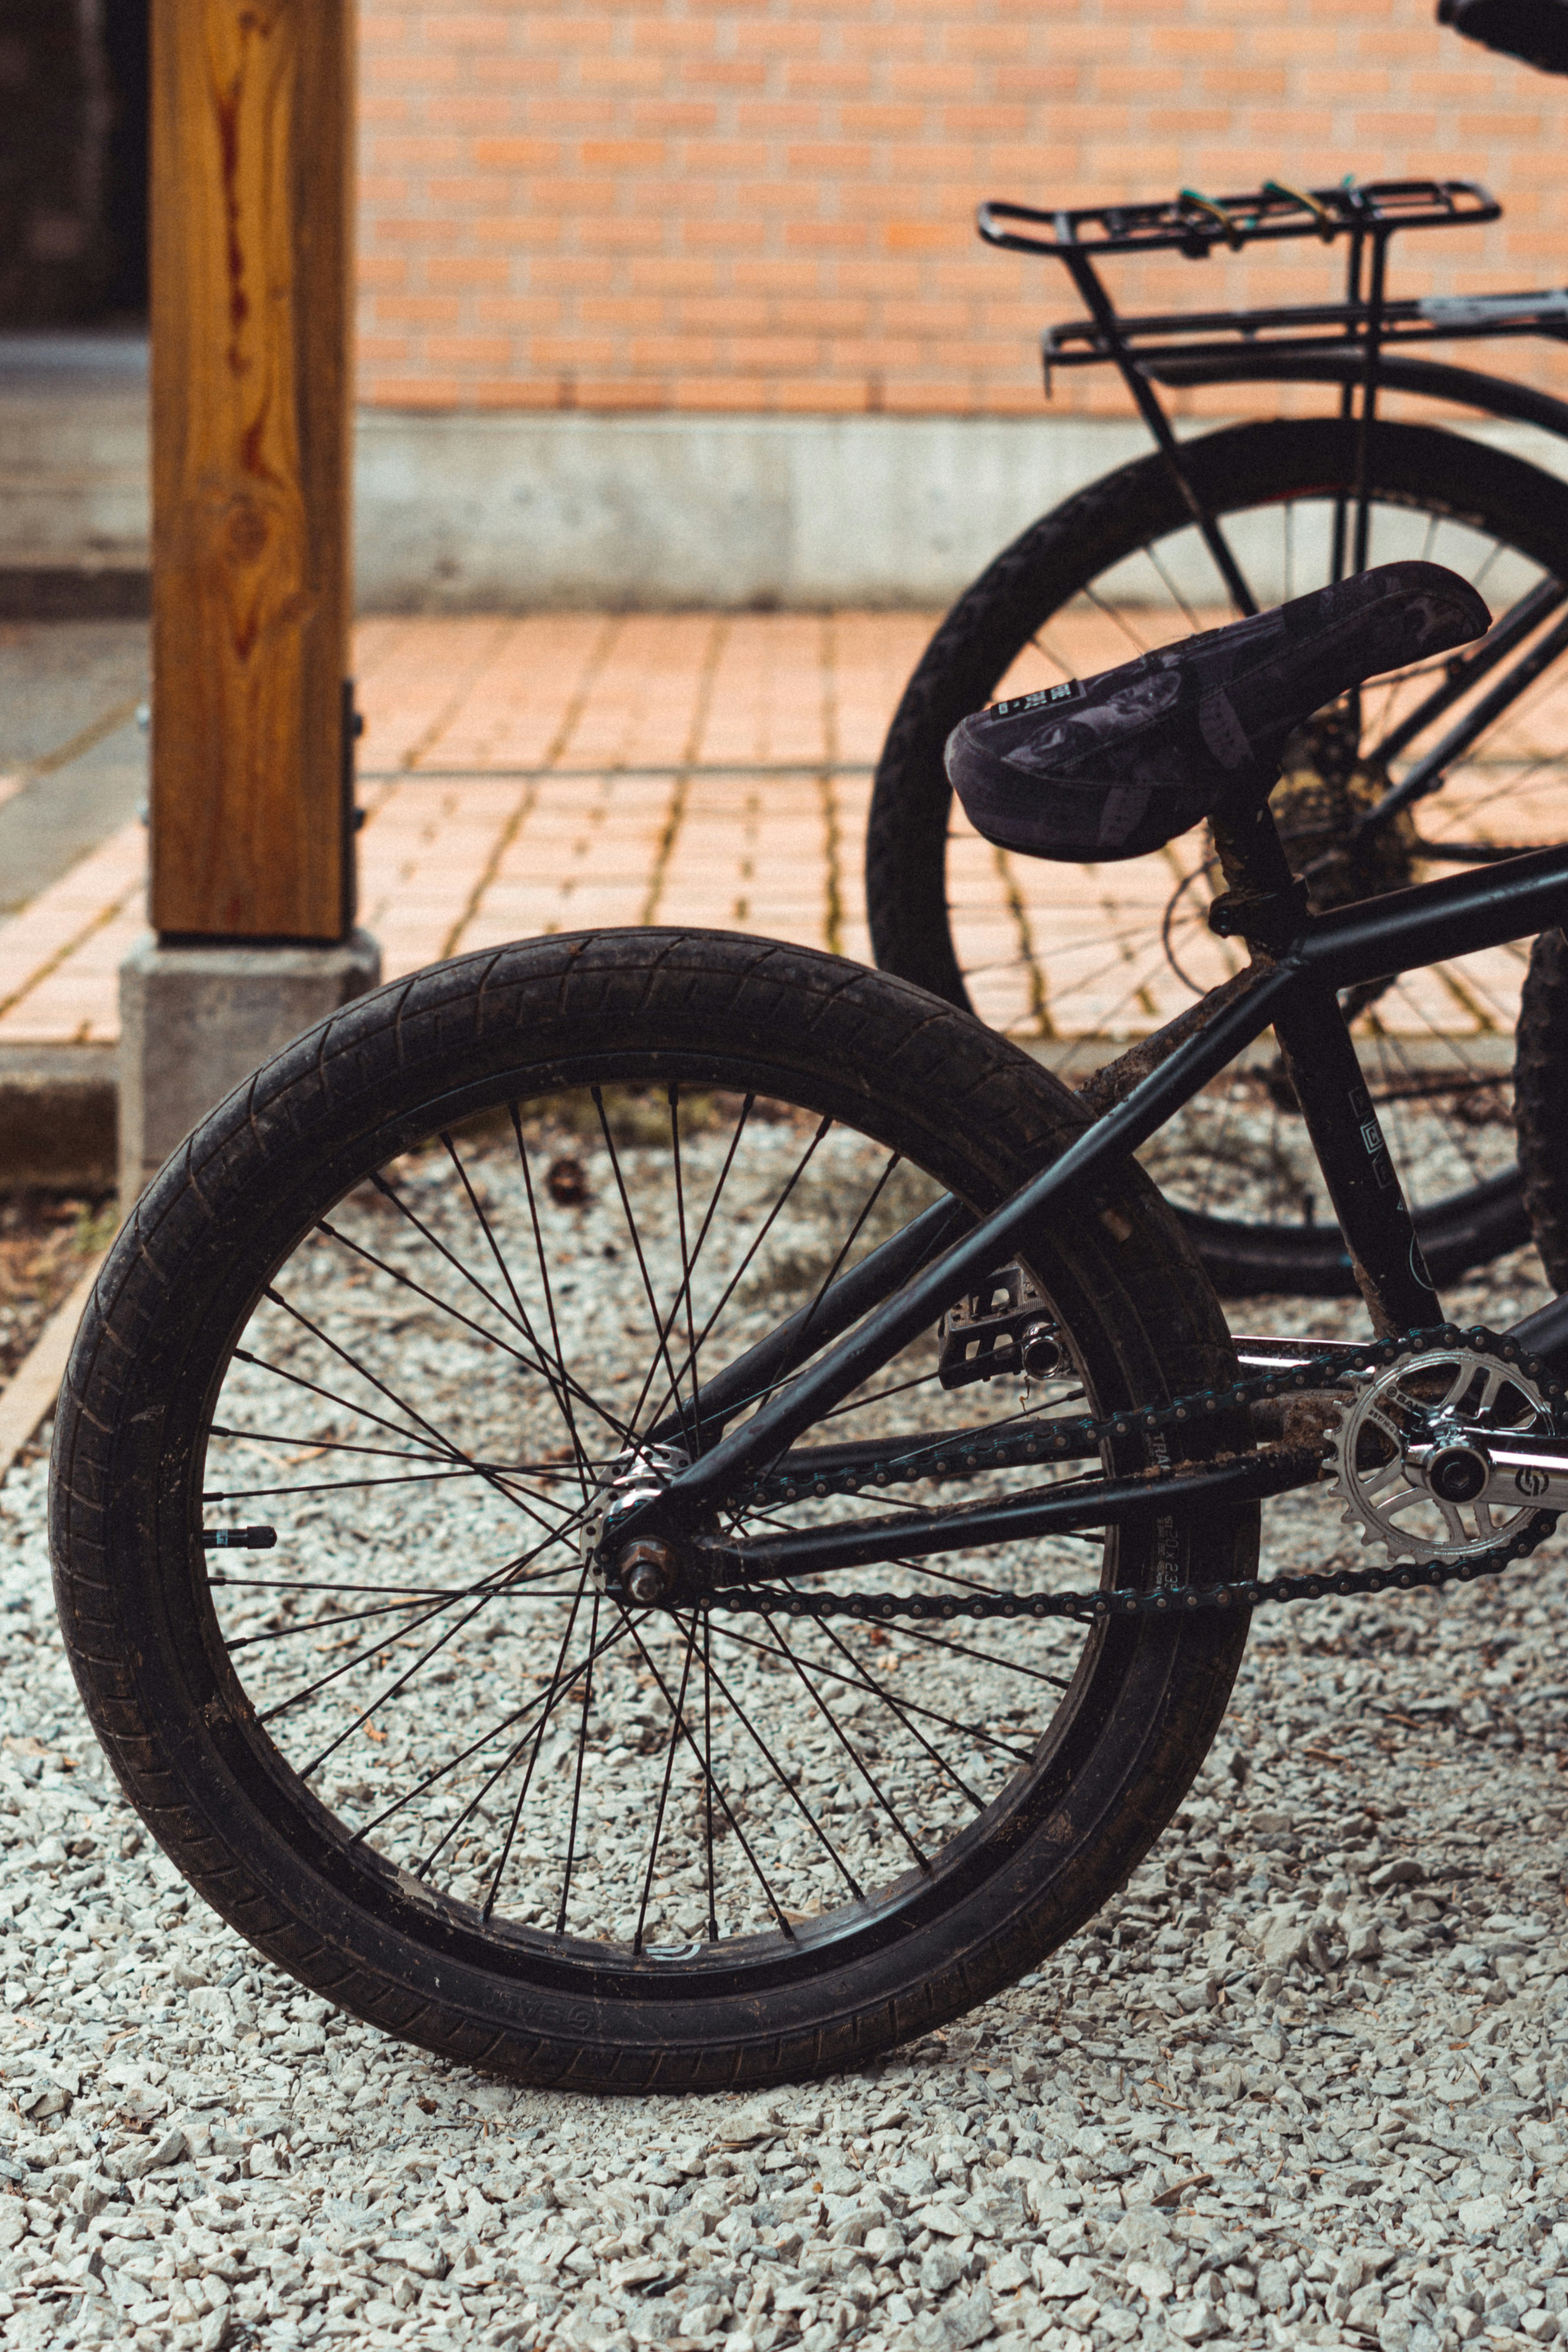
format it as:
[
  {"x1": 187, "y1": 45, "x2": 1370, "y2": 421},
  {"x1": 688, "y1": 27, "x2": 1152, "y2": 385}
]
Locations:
[
  {"x1": 866, "y1": 416, "x2": 1568, "y2": 1295},
  {"x1": 52, "y1": 929, "x2": 1257, "y2": 2093}
]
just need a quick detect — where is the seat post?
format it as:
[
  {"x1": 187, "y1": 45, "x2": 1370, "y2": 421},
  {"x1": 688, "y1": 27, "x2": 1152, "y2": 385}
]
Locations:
[{"x1": 1207, "y1": 779, "x2": 1312, "y2": 958}]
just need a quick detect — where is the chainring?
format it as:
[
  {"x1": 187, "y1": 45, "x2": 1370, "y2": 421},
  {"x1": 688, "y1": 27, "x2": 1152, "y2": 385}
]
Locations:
[{"x1": 1333, "y1": 1335, "x2": 1558, "y2": 1564}]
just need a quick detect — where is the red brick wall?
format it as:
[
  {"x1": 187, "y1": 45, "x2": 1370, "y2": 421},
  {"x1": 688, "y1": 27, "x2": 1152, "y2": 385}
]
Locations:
[{"x1": 357, "y1": 0, "x2": 1568, "y2": 416}]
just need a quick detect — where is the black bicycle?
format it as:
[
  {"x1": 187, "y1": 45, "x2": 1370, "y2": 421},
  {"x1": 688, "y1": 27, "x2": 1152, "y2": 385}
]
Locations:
[
  {"x1": 49, "y1": 561, "x2": 1568, "y2": 2093},
  {"x1": 868, "y1": 171, "x2": 1568, "y2": 1297}
]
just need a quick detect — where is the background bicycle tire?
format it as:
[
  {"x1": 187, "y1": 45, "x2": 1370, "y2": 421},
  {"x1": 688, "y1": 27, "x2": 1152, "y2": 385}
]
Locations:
[{"x1": 867, "y1": 415, "x2": 1568, "y2": 1296}]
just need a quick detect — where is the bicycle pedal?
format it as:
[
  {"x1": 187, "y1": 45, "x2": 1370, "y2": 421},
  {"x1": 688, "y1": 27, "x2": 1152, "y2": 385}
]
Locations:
[{"x1": 937, "y1": 1263, "x2": 1063, "y2": 1389}]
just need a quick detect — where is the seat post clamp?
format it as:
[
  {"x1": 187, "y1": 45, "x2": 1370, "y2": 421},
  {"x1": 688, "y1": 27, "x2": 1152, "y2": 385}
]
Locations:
[{"x1": 1207, "y1": 878, "x2": 1311, "y2": 955}]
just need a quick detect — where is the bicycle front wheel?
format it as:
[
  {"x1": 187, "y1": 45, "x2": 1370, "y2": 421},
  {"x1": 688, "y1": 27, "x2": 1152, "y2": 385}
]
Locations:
[
  {"x1": 52, "y1": 930, "x2": 1256, "y2": 2092},
  {"x1": 868, "y1": 417, "x2": 1568, "y2": 1295}
]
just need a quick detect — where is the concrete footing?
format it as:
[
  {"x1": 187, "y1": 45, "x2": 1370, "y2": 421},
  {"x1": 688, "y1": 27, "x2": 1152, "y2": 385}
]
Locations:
[
  {"x1": 117, "y1": 930, "x2": 381, "y2": 1205},
  {"x1": 0, "y1": 1045, "x2": 117, "y2": 1190}
]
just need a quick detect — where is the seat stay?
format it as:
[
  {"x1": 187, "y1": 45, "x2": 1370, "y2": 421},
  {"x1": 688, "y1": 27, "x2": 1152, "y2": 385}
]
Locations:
[
  {"x1": 644, "y1": 1191, "x2": 973, "y2": 1453},
  {"x1": 608, "y1": 958, "x2": 1302, "y2": 1546},
  {"x1": 1058, "y1": 247, "x2": 1260, "y2": 618}
]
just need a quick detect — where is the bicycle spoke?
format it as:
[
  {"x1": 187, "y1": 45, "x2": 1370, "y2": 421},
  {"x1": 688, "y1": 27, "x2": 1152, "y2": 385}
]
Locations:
[
  {"x1": 592, "y1": 1086, "x2": 696, "y2": 1454},
  {"x1": 752, "y1": 1606, "x2": 930, "y2": 1870},
  {"x1": 747, "y1": 1156, "x2": 910, "y2": 1441},
  {"x1": 636, "y1": 1090, "x2": 756, "y2": 1439},
  {"x1": 312, "y1": 1212, "x2": 538, "y2": 1374},
  {"x1": 714, "y1": 1613, "x2": 997, "y2": 1806},
  {"x1": 256, "y1": 1289, "x2": 566, "y2": 1537},
  {"x1": 205, "y1": 1468, "x2": 519, "y2": 1501},
  {"x1": 858, "y1": 1611, "x2": 1076, "y2": 1690},
  {"x1": 440, "y1": 1132, "x2": 594, "y2": 1496},
  {"x1": 647, "y1": 1114, "x2": 836, "y2": 1417},
  {"x1": 509, "y1": 1101, "x2": 598, "y2": 1475},
  {"x1": 350, "y1": 1613, "x2": 638, "y2": 1843},
  {"x1": 193, "y1": 1043, "x2": 1209, "y2": 1982},
  {"x1": 208, "y1": 1423, "x2": 497, "y2": 1468},
  {"x1": 695, "y1": 1636, "x2": 864, "y2": 1903},
  {"x1": 614, "y1": 1605, "x2": 799, "y2": 1940},
  {"x1": 283, "y1": 1507, "x2": 591, "y2": 1762},
  {"x1": 431, "y1": 1562, "x2": 596, "y2": 1887},
  {"x1": 666, "y1": 1084, "x2": 704, "y2": 1443},
  {"x1": 632, "y1": 1614, "x2": 702, "y2": 1951},
  {"x1": 552, "y1": 1588, "x2": 602, "y2": 1936},
  {"x1": 373, "y1": 1162, "x2": 636, "y2": 1450},
  {"x1": 807, "y1": 1614, "x2": 1016, "y2": 1804}
]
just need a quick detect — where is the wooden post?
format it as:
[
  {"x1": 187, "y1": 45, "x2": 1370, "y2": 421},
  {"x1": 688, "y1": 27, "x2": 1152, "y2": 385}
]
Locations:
[{"x1": 149, "y1": 0, "x2": 354, "y2": 942}]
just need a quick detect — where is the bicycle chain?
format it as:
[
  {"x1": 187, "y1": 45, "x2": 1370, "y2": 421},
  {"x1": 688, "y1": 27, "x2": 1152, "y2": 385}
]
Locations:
[{"x1": 711, "y1": 1322, "x2": 1564, "y2": 1627}]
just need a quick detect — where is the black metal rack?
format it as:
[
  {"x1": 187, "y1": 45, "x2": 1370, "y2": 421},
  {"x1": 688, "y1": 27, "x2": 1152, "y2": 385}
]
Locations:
[
  {"x1": 1042, "y1": 289, "x2": 1568, "y2": 380},
  {"x1": 975, "y1": 176, "x2": 1568, "y2": 602},
  {"x1": 978, "y1": 175, "x2": 1499, "y2": 261}
]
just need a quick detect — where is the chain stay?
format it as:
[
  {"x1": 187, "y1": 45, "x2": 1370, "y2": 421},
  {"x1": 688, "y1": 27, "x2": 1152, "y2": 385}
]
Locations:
[
  {"x1": 712, "y1": 1323, "x2": 1562, "y2": 1622},
  {"x1": 737, "y1": 1325, "x2": 1416, "y2": 1507}
]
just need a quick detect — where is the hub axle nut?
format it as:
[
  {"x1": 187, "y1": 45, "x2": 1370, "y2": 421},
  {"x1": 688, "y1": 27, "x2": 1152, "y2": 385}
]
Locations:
[{"x1": 618, "y1": 1539, "x2": 677, "y2": 1606}]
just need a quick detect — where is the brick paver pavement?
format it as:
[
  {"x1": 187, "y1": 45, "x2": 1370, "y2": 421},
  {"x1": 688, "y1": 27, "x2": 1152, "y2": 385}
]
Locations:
[{"x1": 0, "y1": 607, "x2": 1557, "y2": 1055}]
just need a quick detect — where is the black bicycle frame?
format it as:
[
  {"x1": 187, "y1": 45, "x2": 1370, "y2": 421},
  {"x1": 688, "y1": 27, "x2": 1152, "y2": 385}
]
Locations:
[{"x1": 607, "y1": 840, "x2": 1568, "y2": 1579}]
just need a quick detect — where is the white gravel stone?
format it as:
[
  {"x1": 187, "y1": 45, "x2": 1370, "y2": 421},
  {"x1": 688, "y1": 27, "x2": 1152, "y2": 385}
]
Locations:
[{"x1": 5, "y1": 1244, "x2": 1568, "y2": 2350}]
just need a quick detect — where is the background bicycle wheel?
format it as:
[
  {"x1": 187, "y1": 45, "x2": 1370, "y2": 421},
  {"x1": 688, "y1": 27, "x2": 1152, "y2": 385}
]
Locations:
[{"x1": 867, "y1": 417, "x2": 1568, "y2": 1295}]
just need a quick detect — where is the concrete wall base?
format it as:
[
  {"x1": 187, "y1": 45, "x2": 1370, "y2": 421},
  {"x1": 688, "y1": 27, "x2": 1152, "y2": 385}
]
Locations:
[
  {"x1": 0, "y1": 1045, "x2": 117, "y2": 1190},
  {"x1": 353, "y1": 409, "x2": 1156, "y2": 609},
  {"x1": 118, "y1": 930, "x2": 381, "y2": 1207},
  {"x1": 12, "y1": 337, "x2": 1568, "y2": 609}
]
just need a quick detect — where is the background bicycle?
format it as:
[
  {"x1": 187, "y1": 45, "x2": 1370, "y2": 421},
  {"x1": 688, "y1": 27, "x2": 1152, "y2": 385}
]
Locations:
[{"x1": 869, "y1": 177, "x2": 1568, "y2": 1295}]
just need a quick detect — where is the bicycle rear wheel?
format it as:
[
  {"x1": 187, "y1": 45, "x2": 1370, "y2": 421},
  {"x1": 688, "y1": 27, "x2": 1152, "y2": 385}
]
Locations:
[
  {"x1": 52, "y1": 930, "x2": 1256, "y2": 2092},
  {"x1": 868, "y1": 417, "x2": 1568, "y2": 1295}
]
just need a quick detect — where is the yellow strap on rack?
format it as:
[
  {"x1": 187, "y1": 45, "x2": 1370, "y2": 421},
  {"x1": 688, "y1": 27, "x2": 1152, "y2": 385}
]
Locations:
[
  {"x1": 1177, "y1": 187, "x2": 1243, "y2": 248},
  {"x1": 1262, "y1": 179, "x2": 1338, "y2": 241}
]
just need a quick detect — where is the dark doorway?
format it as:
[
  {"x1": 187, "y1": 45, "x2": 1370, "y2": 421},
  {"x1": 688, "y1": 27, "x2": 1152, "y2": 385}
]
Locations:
[
  {"x1": 0, "y1": 1, "x2": 148, "y2": 326},
  {"x1": 99, "y1": 2, "x2": 149, "y2": 318}
]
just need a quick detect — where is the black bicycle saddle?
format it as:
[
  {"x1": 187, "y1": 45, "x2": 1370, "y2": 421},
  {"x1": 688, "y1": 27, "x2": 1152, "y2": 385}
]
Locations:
[
  {"x1": 1438, "y1": 0, "x2": 1568, "y2": 75},
  {"x1": 943, "y1": 561, "x2": 1491, "y2": 866}
]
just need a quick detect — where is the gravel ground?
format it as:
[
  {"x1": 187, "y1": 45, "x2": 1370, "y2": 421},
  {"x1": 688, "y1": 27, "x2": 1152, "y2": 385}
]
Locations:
[
  {"x1": 6, "y1": 1233, "x2": 1568, "y2": 2352},
  {"x1": 0, "y1": 1198, "x2": 114, "y2": 1386}
]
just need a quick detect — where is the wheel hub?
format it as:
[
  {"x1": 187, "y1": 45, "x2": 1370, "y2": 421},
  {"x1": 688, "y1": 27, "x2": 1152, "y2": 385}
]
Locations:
[{"x1": 583, "y1": 1440, "x2": 687, "y2": 1594}]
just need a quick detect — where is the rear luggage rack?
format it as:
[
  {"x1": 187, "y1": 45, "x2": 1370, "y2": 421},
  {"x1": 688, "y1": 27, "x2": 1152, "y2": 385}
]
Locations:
[
  {"x1": 978, "y1": 176, "x2": 1499, "y2": 262},
  {"x1": 973, "y1": 173, "x2": 1568, "y2": 597}
]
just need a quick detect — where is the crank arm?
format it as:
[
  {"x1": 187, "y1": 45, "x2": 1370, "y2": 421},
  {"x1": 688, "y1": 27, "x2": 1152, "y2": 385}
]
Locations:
[
  {"x1": 605, "y1": 1444, "x2": 1325, "y2": 1605},
  {"x1": 1411, "y1": 1422, "x2": 1568, "y2": 1512}
]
